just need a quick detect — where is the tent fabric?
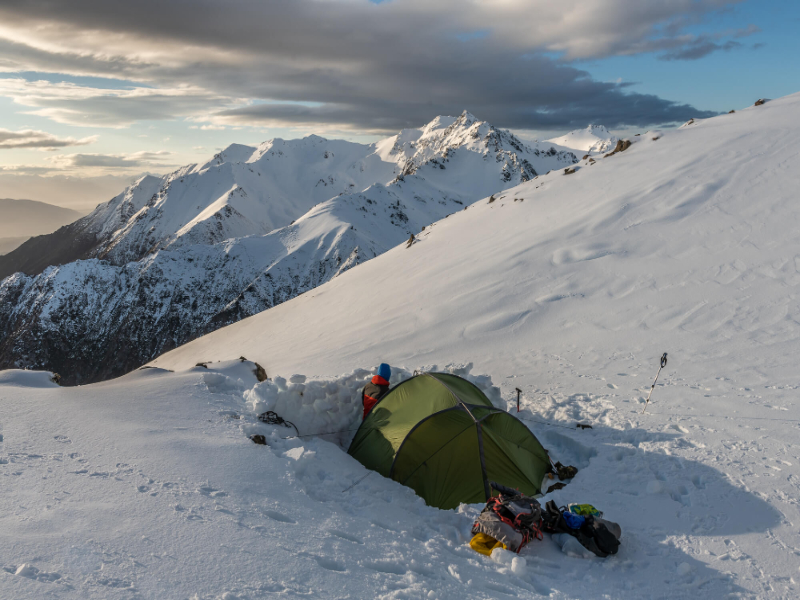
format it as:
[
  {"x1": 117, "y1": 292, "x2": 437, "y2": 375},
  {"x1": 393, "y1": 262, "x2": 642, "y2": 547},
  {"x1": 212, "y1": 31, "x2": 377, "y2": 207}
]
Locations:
[{"x1": 347, "y1": 372, "x2": 551, "y2": 510}]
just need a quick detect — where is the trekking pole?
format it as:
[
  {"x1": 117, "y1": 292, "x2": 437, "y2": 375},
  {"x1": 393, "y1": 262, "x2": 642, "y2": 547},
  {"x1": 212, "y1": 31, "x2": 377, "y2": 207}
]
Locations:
[
  {"x1": 516, "y1": 388, "x2": 522, "y2": 412},
  {"x1": 641, "y1": 353, "x2": 668, "y2": 414}
]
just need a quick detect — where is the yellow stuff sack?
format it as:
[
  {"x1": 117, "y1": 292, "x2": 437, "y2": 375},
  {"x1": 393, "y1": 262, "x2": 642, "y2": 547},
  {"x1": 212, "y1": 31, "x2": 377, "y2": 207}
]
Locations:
[{"x1": 469, "y1": 532, "x2": 506, "y2": 556}]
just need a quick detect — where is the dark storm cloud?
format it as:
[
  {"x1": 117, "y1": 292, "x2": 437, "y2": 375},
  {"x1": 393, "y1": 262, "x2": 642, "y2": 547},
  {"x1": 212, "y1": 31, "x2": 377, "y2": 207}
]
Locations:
[
  {"x1": 658, "y1": 25, "x2": 758, "y2": 61},
  {"x1": 0, "y1": 0, "x2": 750, "y2": 132},
  {"x1": 660, "y1": 39, "x2": 742, "y2": 61}
]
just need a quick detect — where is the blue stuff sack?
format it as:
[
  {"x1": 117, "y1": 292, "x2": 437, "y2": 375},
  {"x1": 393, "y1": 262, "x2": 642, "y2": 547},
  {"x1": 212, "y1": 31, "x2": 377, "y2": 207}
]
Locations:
[{"x1": 561, "y1": 511, "x2": 586, "y2": 529}]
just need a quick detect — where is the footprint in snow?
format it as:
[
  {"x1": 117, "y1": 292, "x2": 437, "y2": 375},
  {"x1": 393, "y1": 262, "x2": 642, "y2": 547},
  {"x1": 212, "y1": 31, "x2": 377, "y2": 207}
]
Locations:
[
  {"x1": 5, "y1": 563, "x2": 62, "y2": 583},
  {"x1": 327, "y1": 529, "x2": 363, "y2": 544},
  {"x1": 264, "y1": 510, "x2": 296, "y2": 524},
  {"x1": 363, "y1": 560, "x2": 407, "y2": 575},
  {"x1": 197, "y1": 485, "x2": 228, "y2": 498},
  {"x1": 313, "y1": 556, "x2": 346, "y2": 572}
]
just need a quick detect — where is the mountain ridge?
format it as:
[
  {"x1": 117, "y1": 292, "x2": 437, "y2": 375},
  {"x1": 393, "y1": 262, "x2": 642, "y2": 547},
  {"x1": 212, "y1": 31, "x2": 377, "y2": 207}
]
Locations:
[{"x1": 0, "y1": 112, "x2": 579, "y2": 383}]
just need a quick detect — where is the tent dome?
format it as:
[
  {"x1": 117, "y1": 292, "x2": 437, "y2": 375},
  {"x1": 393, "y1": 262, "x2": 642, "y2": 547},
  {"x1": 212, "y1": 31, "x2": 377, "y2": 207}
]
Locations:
[{"x1": 347, "y1": 372, "x2": 550, "y2": 509}]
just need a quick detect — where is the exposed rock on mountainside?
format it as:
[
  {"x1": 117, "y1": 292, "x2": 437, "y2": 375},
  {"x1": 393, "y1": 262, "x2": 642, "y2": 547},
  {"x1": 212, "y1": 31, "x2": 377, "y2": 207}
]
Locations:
[{"x1": 0, "y1": 113, "x2": 578, "y2": 384}]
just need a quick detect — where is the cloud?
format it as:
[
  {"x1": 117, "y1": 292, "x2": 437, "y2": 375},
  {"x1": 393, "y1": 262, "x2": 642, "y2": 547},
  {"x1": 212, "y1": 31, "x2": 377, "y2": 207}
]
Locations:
[
  {"x1": 658, "y1": 24, "x2": 758, "y2": 61},
  {"x1": 47, "y1": 150, "x2": 175, "y2": 169},
  {"x1": 660, "y1": 39, "x2": 740, "y2": 61},
  {"x1": 0, "y1": 78, "x2": 237, "y2": 128},
  {"x1": 189, "y1": 124, "x2": 225, "y2": 130},
  {"x1": 0, "y1": 163, "x2": 59, "y2": 175},
  {"x1": 0, "y1": 0, "x2": 752, "y2": 133},
  {"x1": 0, "y1": 127, "x2": 97, "y2": 149}
]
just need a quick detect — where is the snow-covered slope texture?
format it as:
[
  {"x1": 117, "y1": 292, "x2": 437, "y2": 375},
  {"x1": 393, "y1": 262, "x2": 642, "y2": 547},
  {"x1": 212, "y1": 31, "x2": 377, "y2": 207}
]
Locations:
[
  {"x1": 0, "y1": 111, "x2": 577, "y2": 281},
  {"x1": 2, "y1": 362, "x2": 581, "y2": 599},
  {"x1": 0, "y1": 112, "x2": 578, "y2": 384},
  {"x1": 4, "y1": 94, "x2": 800, "y2": 598},
  {"x1": 547, "y1": 124, "x2": 618, "y2": 155},
  {"x1": 144, "y1": 94, "x2": 800, "y2": 595}
]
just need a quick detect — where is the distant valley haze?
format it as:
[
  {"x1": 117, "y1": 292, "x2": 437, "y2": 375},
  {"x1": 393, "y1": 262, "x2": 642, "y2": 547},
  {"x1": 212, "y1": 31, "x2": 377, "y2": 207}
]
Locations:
[{"x1": 0, "y1": 198, "x2": 85, "y2": 254}]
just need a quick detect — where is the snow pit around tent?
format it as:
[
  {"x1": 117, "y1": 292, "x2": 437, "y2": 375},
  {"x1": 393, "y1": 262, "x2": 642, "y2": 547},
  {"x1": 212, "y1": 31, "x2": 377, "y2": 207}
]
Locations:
[{"x1": 241, "y1": 363, "x2": 503, "y2": 448}]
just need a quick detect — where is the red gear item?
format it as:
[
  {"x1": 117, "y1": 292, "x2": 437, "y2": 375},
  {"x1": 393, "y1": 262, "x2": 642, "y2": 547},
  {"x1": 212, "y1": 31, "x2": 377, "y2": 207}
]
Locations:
[{"x1": 362, "y1": 375, "x2": 390, "y2": 419}]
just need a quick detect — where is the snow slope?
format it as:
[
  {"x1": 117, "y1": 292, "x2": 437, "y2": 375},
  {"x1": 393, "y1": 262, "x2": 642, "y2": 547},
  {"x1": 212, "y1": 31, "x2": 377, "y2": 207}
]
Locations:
[
  {"x1": 154, "y1": 93, "x2": 800, "y2": 594},
  {"x1": 3, "y1": 93, "x2": 800, "y2": 598}
]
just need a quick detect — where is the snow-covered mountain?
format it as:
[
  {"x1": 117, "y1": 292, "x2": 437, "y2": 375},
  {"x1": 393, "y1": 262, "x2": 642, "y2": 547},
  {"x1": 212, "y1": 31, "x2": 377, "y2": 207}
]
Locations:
[
  {"x1": 2, "y1": 94, "x2": 799, "y2": 599},
  {"x1": 0, "y1": 112, "x2": 578, "y2": 383},
  {"x1": 547, "y1": 124, "x2": 618, "y2": 155},
  {"x1": 0, "y1": 111, "x2": 576, "y2": 280}
]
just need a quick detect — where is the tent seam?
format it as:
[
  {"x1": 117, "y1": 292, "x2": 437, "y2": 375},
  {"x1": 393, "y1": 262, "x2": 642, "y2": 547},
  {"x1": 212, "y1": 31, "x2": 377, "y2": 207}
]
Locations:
[{"x1": 388, "y1": 405, "x2": 465, "y2": 479}]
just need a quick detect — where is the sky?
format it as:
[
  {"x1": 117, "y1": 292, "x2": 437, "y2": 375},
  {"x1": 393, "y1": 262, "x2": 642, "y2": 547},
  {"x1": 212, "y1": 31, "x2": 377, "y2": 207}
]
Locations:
[{"x1": 0, "y1": 0, "x2": 797, "y2": 211}]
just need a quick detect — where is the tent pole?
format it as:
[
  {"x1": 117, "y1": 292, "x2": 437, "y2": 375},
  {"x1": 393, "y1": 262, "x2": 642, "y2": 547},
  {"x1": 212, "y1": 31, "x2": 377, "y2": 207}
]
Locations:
[{"x1": 516, "y1": 388, "x2": 521, "y2": 412}]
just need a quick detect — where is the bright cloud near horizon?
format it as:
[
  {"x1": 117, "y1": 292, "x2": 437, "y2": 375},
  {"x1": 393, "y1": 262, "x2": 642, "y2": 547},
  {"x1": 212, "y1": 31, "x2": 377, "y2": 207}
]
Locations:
[{"x1": 0, "y1": 0, "x2": 797, "y2": 210}]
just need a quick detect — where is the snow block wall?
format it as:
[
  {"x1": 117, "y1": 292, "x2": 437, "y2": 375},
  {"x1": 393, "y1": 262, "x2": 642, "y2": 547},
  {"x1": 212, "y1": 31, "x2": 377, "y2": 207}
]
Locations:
[{"x1": 242, "y1": 363, "x2": 503, "y2": 448}]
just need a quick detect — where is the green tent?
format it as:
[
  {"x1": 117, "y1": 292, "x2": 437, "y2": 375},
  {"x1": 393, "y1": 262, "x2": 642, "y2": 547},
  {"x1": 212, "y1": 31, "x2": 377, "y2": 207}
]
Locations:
[{"x1": 347, "y1": 372, "x2": 551, "y2": 510}]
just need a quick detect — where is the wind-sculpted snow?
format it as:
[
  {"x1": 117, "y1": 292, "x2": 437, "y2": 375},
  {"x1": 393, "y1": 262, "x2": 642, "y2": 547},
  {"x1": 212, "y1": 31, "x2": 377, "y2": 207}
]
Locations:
[
  {"x1": 0, "y1": 112, "x2": 578, "y2": 383},
  {"x1": 241, "y1": 364, "x2": 502, "y2": 448}
]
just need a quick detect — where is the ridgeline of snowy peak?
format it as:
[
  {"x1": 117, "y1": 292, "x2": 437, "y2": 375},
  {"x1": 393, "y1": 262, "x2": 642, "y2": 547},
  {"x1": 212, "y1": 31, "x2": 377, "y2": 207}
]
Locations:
[
  {"x1": 0, "y1": 112, "x2": 578, "y2": 384},
  {"x1": 0, "y1": 111, "x2": 575, "y2": 278},
  {"x1": 546, "y1": 124, "x2": 618, "y2": 155}
]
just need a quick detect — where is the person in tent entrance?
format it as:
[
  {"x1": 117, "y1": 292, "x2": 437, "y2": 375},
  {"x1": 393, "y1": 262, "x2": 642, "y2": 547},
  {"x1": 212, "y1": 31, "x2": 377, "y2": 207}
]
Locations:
[{"x1": 362, "y1": 363, "x2": 391, "y2": 419}]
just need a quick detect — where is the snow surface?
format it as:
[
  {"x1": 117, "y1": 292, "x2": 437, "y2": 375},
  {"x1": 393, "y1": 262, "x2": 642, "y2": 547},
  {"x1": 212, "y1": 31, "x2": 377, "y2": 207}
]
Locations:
[{"x1": 4, "y1": 93, "x2": 800, "y2": 598}]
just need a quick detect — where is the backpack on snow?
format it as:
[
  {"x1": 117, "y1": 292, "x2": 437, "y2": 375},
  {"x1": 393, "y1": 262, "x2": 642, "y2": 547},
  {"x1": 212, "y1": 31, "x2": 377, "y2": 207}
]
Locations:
[
  {"x1": 541, "y1": 500, "x2": 621, "y2": 557},
  {"x1": 470, "y1": 482, "x2": 543, "y2": 555}
]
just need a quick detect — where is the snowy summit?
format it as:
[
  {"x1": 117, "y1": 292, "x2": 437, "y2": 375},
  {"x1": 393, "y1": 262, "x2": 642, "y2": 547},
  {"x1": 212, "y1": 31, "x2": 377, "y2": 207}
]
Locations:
[{"x1": 547, "y1": 124, "x2": 619, "y2": 155}]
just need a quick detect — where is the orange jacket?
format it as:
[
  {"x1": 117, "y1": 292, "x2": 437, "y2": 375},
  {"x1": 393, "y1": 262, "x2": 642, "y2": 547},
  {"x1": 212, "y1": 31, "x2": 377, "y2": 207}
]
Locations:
[{"x1": 362, "y1": 375, "x2": 390, "y2": 419}]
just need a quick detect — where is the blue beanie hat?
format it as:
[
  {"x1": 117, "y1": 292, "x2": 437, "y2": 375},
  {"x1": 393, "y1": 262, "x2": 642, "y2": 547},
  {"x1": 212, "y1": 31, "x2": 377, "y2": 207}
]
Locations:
[{"x1": 378, "y1": 363, "x2": 391, "y2": 381}]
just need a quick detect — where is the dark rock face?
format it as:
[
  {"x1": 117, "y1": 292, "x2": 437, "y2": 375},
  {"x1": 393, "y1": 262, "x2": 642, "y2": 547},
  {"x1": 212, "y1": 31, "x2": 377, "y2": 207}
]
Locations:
[{"x1": 0, "y1": 248, "x2": 359, "y2": 385}]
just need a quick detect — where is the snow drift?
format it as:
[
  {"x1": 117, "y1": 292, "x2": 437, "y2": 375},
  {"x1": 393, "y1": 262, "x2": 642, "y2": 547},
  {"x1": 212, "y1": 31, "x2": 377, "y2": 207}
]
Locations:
[{"x1": 240, "y1": 363, "x2": 503, "y2": 448}]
